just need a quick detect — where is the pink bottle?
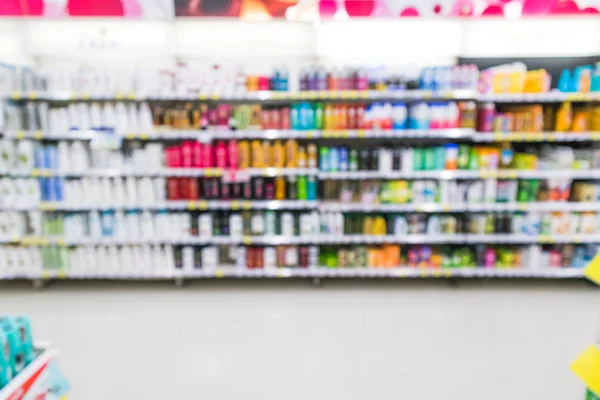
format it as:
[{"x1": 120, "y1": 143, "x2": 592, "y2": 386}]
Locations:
[
  {"x1": 192, "y1": 142, "x2": 203, "y2": 168},
  {"x1": 215, "y1": 141, "x2": 227, "y2": 169},
  {"x1": 202, "y1": 143, "x2": 213, "y2": 168},
  {"x1": 181, "y1": 141, "x2": 193, "y2": 168},
  {"x1": 228, "y1": 140, "x2": 238, "y2": 169},
  {"x1": 484, "y1": 248, "x2": 496, "y2": 268},
  {"x1": 478, "y1": 103, "x2": 495, "y2": 132}
]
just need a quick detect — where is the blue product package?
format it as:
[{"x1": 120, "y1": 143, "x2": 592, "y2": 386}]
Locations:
[
  {"x1": 46, "y1": 145, "x2": 58, "y2": 170},
  {"x1": 306, "y1": 103, "x2": 315, "y2": 130},
  {"x1": 339, "y1": 147, "x2": 348, "y2": 171},
  {"x1": 15, "y1": 316, "x2": 34, "y2": 365},
  {"x1": 53, "y1": 178, "x2": 63, "y2": 202},
  {"x1": 280, "y1": 67, "x2": 289, "y2": 92},
  {"x1": 101, "y1": 211, "x2": 114, "y2": 237},
  {"x1": 392, "y1": 103, "x2": 407, "y2": 130},
  {"x1": 290, "y1": 104, "x2": 300, "y2": 130},
  {"x1": 272, "y1": 68, "x2": 280, "y2": 91},
  {"x1": 307, "y1": 176, "x2": 317, "y2": 200},
  {"x1": 329, "y1": 147, "x2": 339, "y2": 172},
  {"x1": 0, "y1": 330, "x2": 12, "y2": 388},
  {"x1": 557, "y1": 69, "x2": 572, "y2": 92},
  {"x1": 1, "y1": 320, "x2": 24, "y2": 376},
  {"x1": 35, "y1": 145, "x2": 46, "y2": 169},
  {"x1": 48, "y1": 176, "x2": 63, "y2": 201},
  {"x1": 420, "y1": 67, "x2": 433, "y2": 90}
]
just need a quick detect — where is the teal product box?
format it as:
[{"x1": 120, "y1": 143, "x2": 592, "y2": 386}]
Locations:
[
  {"x1": 0, "y1": 330, "x2": 12, "y2": 388},
  {"x1": 1, "y1": 319, "x2": 25, "y2": 376},
  {"x1": 15, "y1": 316, "x2": 34, "y2": 364}
]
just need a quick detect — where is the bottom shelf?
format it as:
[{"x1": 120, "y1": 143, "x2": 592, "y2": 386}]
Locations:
[
  {"x1": 0, "y1": 267, "x2": 585, "y2": 280},
  {"x1": 0, "y1": 343, "x2": 70, "y2": 400}
]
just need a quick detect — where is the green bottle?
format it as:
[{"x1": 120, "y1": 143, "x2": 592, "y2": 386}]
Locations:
[
  {"x1": 297, "y1": 176, "x2": 307, "y2": 200},
  {"x1": 587, "y1": 389, "x2": 600, "y2": 400},
  {"x1": 314, "y1": 103, "x2": 324, "y2": 130}
]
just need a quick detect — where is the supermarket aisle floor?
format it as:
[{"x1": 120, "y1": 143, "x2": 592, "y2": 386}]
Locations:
[{"x1": 0, "y1": 280, "x2": 598, "y2": 400}]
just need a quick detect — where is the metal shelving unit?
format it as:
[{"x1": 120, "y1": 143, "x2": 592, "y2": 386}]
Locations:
[{"x1": 2, "y1": 87, "x2": 600, "y2": 283}]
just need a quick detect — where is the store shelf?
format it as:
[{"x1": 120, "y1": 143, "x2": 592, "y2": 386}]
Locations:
[
  {"x1": 14, "y1": 235, "x2": 320, "y2": 246},
  {"x1": 3, "y1": 89, "x2": 478, "y2": 102},
  {"x1": 3, "y1": 167, "x2": 318, "y2": 178},
  {"x1": 2, "y1": 128, "x2": 476, "y2": 141},
  {"x1": 318, "y1": 169, "x2": 600, "y2": 180},
  {"x1": 479, "y1": 92, "x2": 600, "y2": 103},
  {"x1": 0, "y1": 267, "x2": 584, "y2": 280},
  {"x1": 465, "y1": 234, "x2": 600, "y2": 244},
  {"x1": 474, "y1": 132, "x2": 600, "y2": 142},
  {"x1": 14, "y1": 200, "x2": 318, "y2": 211},
  {"x1": 319, "y1": 234, "x2": 466, "y2": 244},
  {"x1": 6, "y1": 232, "x2": 600, "y2": 247},
  {"x1": 0, "y1": 344, "x2": 58, "y2": 400},
  {"x1": 318, "y1": 202, "x2": 600, "y2": 213}
]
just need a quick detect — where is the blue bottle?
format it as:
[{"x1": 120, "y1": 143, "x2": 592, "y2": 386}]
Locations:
[
  {"x1": 339, "y1": 147, "x2": 349, "y2": 171},
  {"x1": 557, "y1": 69, "x2": 573, "y2": 93},
  {"x1": 307, "y1": 176, "x2": 317, "y2": 200},
  {"x1": 329, "y1": 147, "x2": 340, "y2": 172}
]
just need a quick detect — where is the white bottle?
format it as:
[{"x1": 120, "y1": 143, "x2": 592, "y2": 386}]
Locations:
[
  {"x1": 127, "y1": 103, "x2": 139, "y2": 135},
  {"x1": 88, "y1": 211, "x2": 102, "y2": 239},
  {"x1": 90, "y1": 103, "x2": 102, "y2": 130},
  {"x1": 138, "y1": 102, "x2": 153, "y2": 133},
  {"x1": 16, "y1": 140, "x2": 34, "y2": 172},
  {"x1": 281, "y1": 212, "x2": 294, "y2": 237},
  {"x1": 230, "y1": 214, "x2": 243, "y2": 237},
  {"x1": 102, "y1": 103, "x2": 116, "y2": 131},
  {"x1": 199, "y1": 214, "x2": 213, "y2": 237},
  {"x1": 115, "y1": 103, "x2": 128, "y2": 135},
  {"x1": 182, "y1": 246, "x2": 194, "y2": 270},
  {"x1": 68, "y1": 103, "x2": 80, "y2": 130},
  {"x1": 57, "y1": 141, "x2": 70, "y2": 173},
  {"x1": 264, "y1": 247, "x2": 276, "y2": 269}
]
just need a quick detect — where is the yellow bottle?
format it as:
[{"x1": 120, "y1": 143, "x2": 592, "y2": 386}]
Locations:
[
  {"x1": 262, "y1": 141, "x2": 272, "y2": 167},
  {"x1": 285, "y1": 139, "x2": 298, "y2": 168},
  {"x1": 272, "y1": 140, "x2": 285, "y2": 168},
  {"x1": 297, "y1": 146, "x2": 307, "y2": 168},
  {"x1": 238, "y1": 141, "x2": 250, "y2": 169},
  {"x1": 363, "y1": 216, "x2": 374, "y2": 235},
  {"x1": 373, "y1": 216, "x2": 387, "y2": 236},
  {"x1": 307, "y1": 144, "x2": 317, "y2": 169},
  {"x1": 324, "y1": 105, "x2": 333, "y2": 130},
  {"x1": 555, "y1": 102, "x2": 572, "y2": 132},
  {"x1": 251, "y1": 140, "x2": 263, "y2": 168},
  {"x1": 275, "y1": 177, "x2": 286, "y2": 200}
]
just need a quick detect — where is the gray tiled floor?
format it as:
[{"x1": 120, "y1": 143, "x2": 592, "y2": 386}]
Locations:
[{"x1": 0, "y1": 280, "x2": 597, "y2": 400}]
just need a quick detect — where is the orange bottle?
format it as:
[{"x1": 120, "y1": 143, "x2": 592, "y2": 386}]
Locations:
[
  {"x1": 251, "y1": 140, "x2": 263, "y2": 168},
  {"x1": 238, "y1": 140, "x2": 250, "y2": 169},
  {"x1": 285, "y1": 139, "x2": 298, "y2": 168},
  {"x1": 262, "y1": 141, "x2": 272, "y2": 167},
  {"x1": 272, "y1": 140, "x2": 285, "y2": 168},
  {"x1": 275, "y1": 177, "x2": 286, "y2": 200}
]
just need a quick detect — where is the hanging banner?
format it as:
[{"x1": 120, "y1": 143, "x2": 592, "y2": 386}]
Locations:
[{"x1": 0, "y1": 0, "x2": 598, "y2": 18}]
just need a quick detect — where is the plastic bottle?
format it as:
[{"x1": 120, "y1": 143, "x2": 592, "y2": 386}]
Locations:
[
  {"x1": 319, "y1": 147, "x2": 329, "y2": 171},
  {"x1": 297, "y1": 176, "x2": 307, "y2": 200}
]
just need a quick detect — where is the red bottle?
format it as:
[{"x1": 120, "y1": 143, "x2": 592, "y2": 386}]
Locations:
[
  {"x1": 167, "y1": 178, "x2": 179, "y2": 200},
  {"x1": 179, "y1": 178, "x2": 190, "y2": 199},
  {"x1": 247, "y1": 247, "x2": 255, "y2": 269},
  {"x1": 189, "y1": 178, "x2": 200, "y2": 199}
]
